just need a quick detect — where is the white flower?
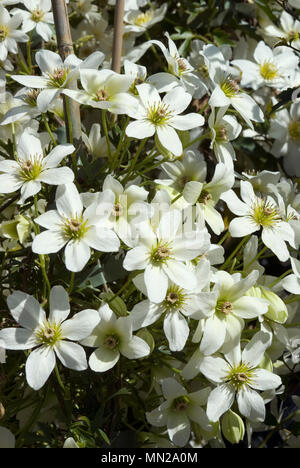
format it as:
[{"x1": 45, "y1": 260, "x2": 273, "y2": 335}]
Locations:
[
  {"x1": 149, "y1": 33, "x2": 201, "y2": 95},
  {"x1": 202, "y1": 44, "x2": 264, "y2": 129},
  {"x1": 263, "y1": 11, "x2": 300, "y2": 51},
  {"x1": 0, "y1": 92, "x2": 39, "y2": 142},
  {"x1": 63, "y1": 68, "x2": 138, "y2": 115},
  {"x1": 32, "y1": 183, "x2": 120, "y2": 272},
  {"x1": 232, "y1": 41, "x2": 299, "y2": 91},
  {"x1": 282, "y1": 257, "x2": 300, "y2": 294},
  {"x1": 12, "y1": 0, "x2": 54, "y2": 42},
  {"x1": 269, "y1": 102, "x2": 300, "y2": 176},
  {"x1": 130, "y1": 260, "x2": 211, "y2": 351},
  {"x1": 80, "y1": 304, "x2": 150, "y2": 372},
  {"x1": 123, "y1": 209, "x2": 209, "y2": 303},
  {"x1": 82, "y1": 123, "x2": 115, "y2": 159},
  {"x1": 183, "y1": 162, "x2": 235, "y2": 235},
  {"x1": 11, "y1": 49, "x2": 104, "y2": 112},
  {"x1": 0, "y1": 88, "x2": 42, "y2": 126},
  {"x1": 196, "y1": 270, "x2": 269, "y2": 356},
  {"x1": 221, "y1": 180, "x2": 295, "y2": 262},
  {"x1": 0, "y1": 6, "x2": 28, "y2": 61},
  {"x1": 208, "y1": 107, "x2": 242, "y2": 167},
  {"x1": 200, "y1": 331, "x2": 282, "y2": 422},
  {"x1": 146, "y1": 378, "x2": 211, "y2": 447},
  {"x1": 126, "y1": 83, "x2": 204, "y2": 157},
  {"x1": 0, "y1": 286, "x2": 99, "y2": 390},
  {"x1": 0, "y1": 132, "x2": 75, "y2": 204},
  {"x1": 124, "y1": 3, "x2": 167, "y2": 35}
]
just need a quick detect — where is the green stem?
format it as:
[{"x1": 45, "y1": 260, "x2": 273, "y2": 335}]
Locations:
[
  {"x1": 111, "y1": 116, "x2": 130, "y2": 171},
  {"x1": 68, "y1": 272, "x2": 75, "y2": 294},
  {"x1": 123, "y1": 138, "x2": 148, "y2": 183},
  {"x1": 34, "y1": 195, "x2": 51, "y2": 297},
  {"x1": 267, "y1": 269, "x2": 293, "y2": 289},
  {"x1": 55, "y1": 364, "x2": 66, "y2": 393},
  {"x1": 218, "y1": 231, "x2": 229, "y2": 245},
  {"x1": 42, "y1": 114, "x2": 57, "y2": 146},
  {"x1": 27, "y1": 31, "x2": 33, "y2": 74},
  {"x1": 284, "y1": 294, "x2": 300, "y2": 304},
  {"x1": 220, "y1": 235, "x2": 251, "y2": 271},
  {"x1": 11, "y1": 123, "x2": 18, "y2": 159},
  {"x1": 183, "y1": 132, "x2": 210, "y2": 150},
  {"x1": 102, "y1": 110, "x2": 112, "y2": 160}
]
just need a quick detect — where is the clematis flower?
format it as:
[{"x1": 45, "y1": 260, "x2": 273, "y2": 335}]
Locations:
[
  {"x1": 0, "y1": 132, "x2": 75, "y2": 204},
  {"x1": 130, "y1": 260, "x2": 211, "y2": 351},
  {"x1": 123, "y1": 209, "x2": 210, "y2": 303},
  {"x1": 63, "y1": 68, "x2": 138, "y2": 115},
  {"x1": 125, "y1": 83, "x2": 204, "y2": 157},
  {"x1": 0, "y1": 6, "x2": 28, "y2": 61},
  {"x1": 208, "y1": 107, "x2": 242, "y2": 167},
  {"x1": 196, "y1": 270, "x2": 269, "y2": 356},
  {"x1": 11, "y1": 49, "x2": 104, "y2": 112},
  {"x1": 32, "y1": 183, "x2": 120, "y2": 272},
  {"x1": 80, "y1": 304, "x2": 150, "y2": 372},
  {"x1": 12, "y1": 0, "x2": 54, "y2": 42},
  {"x1": 200, "y1": 331, "x2": 282, "y2": 422},
  {"x1": 202, "y1": 44, "x2": 264, "y2": 129},
  {"x1": 263, "y1": 11, "x2": 300, "y2": 51},
  {"x1": 146, "y1": 378, "x2": 211, "y2": 447},
  {"x1": 124, "y1": 3, "x2": 167, "y2": 36},
  {"x1": 232, "y1": 41, "x2": 299, "y2": 91},
  {"x1": 182, "y1": 162, "x2": 235, "y2": 235},
  {"x1": 0, "y1": 286, "x2": 100, "y2": 390},
  {"x1": 221, "y1": 180, "x2": 295, "y2": 262}
]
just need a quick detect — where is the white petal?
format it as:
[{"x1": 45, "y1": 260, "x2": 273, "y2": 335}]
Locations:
[
  {"x1": 84, "y1": 226, "x2": 120, "y2": 252},
  {"x1": 157, "y1": 125, "x2": 182, "y2": 157},
  {"x1": 237, "y1": 386, "x2": 265, "y2": 422},
  {"x1": 38, "y1": 167, "x2": 74, "y2": 185},
  {"x1": 200, "y1": 314, "x2": 226, "y2": 355},
  {"x1": 60, "y1": 309, "x2": 99, "y2": 340},
  {"x1": 0, "y1": 427, "x2": 15, "y2": 449},
  {"x1": 170, "y1": 113, "x2": 204, "y2": 130},
  {"x1": 32, "y1": 230, "x2": 67, "y2": 254},
  {"x1": 49, "y1": 285, "x2": 70, "y2": 324},
  {"x1": 167, "y1": 412, "x2": 190, "y2": 447},
  {"x1": 229, "y1": 216, "x2": 258, "y2": 237},
  {"x1": 56, "y1": 183, "x2": 82, "y2": 218},
  {"x1": 144, "y1": 264, "x2": 168, "y2": 303},
  {"x1": 0, "y1": 328, "x2": 37, "y2": 350},
  {"x1": 233, "y1": 296, "x2": 268, "y2": 319},
  {"x1": 64, "y1": 240, "x2": 91, "y2": 272},
  {"x1": 250, "y1": 368, "x2": 281, "y2": 391},
  {"x1": 199, "y1": 355, "x2": 228, "y2": 383},
  {"x1": 162, "y1": 260, "x2": 197, "y2": 291},
  {"x1": 123, "y1": 246, "x2": 149, "y2": 271},
  {"x1": 242, "y1": 331, "x2": 271, "y2": 367},
  {"x1": 7, "y1": 291, "x2": 45, "y2": 330},
  {"x1": 163, "y1": 311, "x2": 189, "y2": 351},
  {"x1": 119, "y1": 335, "x2": 150, "y2": 359},
  {"x1": 206, "y1": 384, "x2": 235, "y2": 422},
  {"x1": 89, "y1": 346, "x2": 119, "y2": 372},
  {"x1": 54, "y1": 341, "x2": 87, "y2": 371},
  {"x1": 25, "y1": 345, "x2": 56, "y2": 390},
  {"x1": 125, "y1": 119, "x2": 155, "y2": 139},
  {"x1": 43, "y1": 144, "x2": 75, "y2": 169}
]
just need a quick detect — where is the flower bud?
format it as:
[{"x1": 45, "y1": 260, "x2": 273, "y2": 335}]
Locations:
[
  {"x1": 221, "y1": 410, "x2": 245, "y2": 444},
  {"x1": 136, "y1": 329, "x2": 155, "y2": 353},
  {"x1": 260, "y1": 287, "x2": 288, "y2": 324},
  {"x1": 100, "y1": 291, "x2": 128, "y2": 317}
]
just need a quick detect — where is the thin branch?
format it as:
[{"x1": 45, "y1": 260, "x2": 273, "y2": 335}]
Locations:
[{"x1": 111, "y1": 0, "x2": 125, "y2": 73}]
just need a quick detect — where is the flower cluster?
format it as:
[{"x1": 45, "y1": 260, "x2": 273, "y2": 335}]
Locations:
[{"x1": 0, "y1": 0, "x2": 299, "y2": 450}]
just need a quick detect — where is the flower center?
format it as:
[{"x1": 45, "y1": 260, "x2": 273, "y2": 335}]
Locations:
[
  {"x1": 147, "y1": 103, "x2": 171, "y2": 126},
  {"x1": 225, "y1": 362, "x2": 255, "y2": 389},
  {"x1": 216, "y1": 300, "x2": 233, "y2": 316},
  {"x1": 198, "y1": 190, "x2": 212, "y2": 205},
  {"x1": 288, "y1": 120, "x2": 300, "y2": 141},
  {"x1": 259, "y1": 61, "x2": 278, "y2": 81},
  {"x1": 36, "y1": 321, "x2": 62, "y2": 347},
  {"x1": 31, "y1": 8, "x2": 45, "y2": 22},
  {"x1": 0, "y1": 25, "x2": 9, "y2": 42},
  {"x1": 173, "y1": 396, "x2": 190, "y2": 412},
  {"x1": 96, "y1": 88, "x2": 109, "y2": 101},
  {"x1": 177, "y1": 57, "x2": 189, "y2": 74},
  {"x1": 63, "y1": 215, "x2": 89, "y2": 240},
  {"x1": 47, "y1": 68, "x2": 69, "y2": 88},
  {"x1": 134, "y1": 10, "x2": 154, "y2": 26},
  {"x1": 287, "y1": 30, "x2": 299, "y2": 42},
  {"x1": 18, "y1": 155, "x2": 44, "y2": 181},
  {"x1": 251, "y1": 198, "x2": 281, "y2": 227},
  {"x1": 112, "y1": 202, "x2": 123, "y2": 218},
  {"x1": 215, "y1": 126, "x2": 228, "y2": 142},
  {"x1": 104, "y1": 334, "x2": 119, "y2": 350},
  {"x1": 197, "y1": 64, "x2": 209, "y2": 78},
  {"x1": 150, "y1": 243, "x2": 172, "y2": 264},
  {"x1": 22, "y1": 89, "x2": 40, "y2": 107},
  {"x1": 221, "y1": 77, "x2": 240, "y2": 98},
  {"x1": 162, "y1": 285, "x2": 186, "y2": 312}
]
